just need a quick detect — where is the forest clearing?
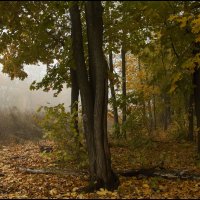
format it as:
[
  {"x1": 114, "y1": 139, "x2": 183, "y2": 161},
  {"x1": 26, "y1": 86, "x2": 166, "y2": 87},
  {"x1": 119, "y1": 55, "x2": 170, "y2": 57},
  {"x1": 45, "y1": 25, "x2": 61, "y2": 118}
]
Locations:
[{"x1": 1, "y1": 1, "x2": 200, "y2": 199}]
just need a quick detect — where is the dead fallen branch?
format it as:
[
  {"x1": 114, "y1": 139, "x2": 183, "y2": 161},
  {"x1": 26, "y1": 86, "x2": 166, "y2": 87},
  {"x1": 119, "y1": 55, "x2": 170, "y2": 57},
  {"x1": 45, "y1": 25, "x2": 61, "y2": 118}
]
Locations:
[
  {"x1": 17, "y1": 167, "x2": 87, "y2": 176},
  {"x1": 17, "y1": 165, "x2": 200, "y2": 181},
  {"x1": 118, "y1": 168, "x2": 200, "y2": 180}
]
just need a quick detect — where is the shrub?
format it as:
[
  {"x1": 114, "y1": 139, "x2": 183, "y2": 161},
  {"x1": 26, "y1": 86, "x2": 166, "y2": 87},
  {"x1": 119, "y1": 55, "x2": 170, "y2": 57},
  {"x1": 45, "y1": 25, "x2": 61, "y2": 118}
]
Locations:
[{"x1": 36, "y1": 104, "x2": 87, "y2": 167}]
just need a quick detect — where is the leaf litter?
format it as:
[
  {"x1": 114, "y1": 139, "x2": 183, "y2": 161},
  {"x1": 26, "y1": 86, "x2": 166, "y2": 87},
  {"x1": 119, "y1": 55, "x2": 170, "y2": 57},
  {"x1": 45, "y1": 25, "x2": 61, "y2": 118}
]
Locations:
[{"x1": 0, "y1": 139, "x2": 200, "y2": 199}]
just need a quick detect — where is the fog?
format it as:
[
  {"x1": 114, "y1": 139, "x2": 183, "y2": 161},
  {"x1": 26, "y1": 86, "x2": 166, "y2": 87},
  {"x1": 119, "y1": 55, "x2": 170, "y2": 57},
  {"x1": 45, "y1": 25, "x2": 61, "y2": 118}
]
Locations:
[{"x1": 0, "y1": 64, "x2": 71, "y2": 113}]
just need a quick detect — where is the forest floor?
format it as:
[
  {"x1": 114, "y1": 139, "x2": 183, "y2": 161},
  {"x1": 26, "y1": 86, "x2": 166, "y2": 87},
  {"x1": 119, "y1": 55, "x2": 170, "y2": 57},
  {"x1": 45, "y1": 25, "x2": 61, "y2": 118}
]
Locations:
[{"x1": 1, "y1": 133, "x2": 200, "y2": 199}]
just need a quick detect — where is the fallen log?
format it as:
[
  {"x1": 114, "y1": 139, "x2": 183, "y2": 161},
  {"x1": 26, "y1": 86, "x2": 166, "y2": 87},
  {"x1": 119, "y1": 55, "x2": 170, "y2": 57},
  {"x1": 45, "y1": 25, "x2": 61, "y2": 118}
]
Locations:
[
  {"x1": 118, "y1": 168, "x2": 200, "y2": 180},
  {"x1": 18, "y1": 167, "x2": 87, "y2": 176},
  {"x1": 17, "y1": 166, "x2": 200, "y2": 181}
]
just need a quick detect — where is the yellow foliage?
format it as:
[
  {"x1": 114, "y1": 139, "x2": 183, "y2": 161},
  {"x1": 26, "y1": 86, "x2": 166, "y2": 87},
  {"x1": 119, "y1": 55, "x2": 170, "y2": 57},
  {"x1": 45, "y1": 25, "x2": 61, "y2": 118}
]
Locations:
[
  {"x1": 191, "y1": 15, "x2": 200, "y2": 34},
  {"x1": 49, "y1": 188, "x2": 58, "y2": 196},
  {"x1": 178, "y1": 16, "x2": 188, "y2": 28},
  {"x1": 168, "y1": 15, "x2": 178, "y2": 22}
]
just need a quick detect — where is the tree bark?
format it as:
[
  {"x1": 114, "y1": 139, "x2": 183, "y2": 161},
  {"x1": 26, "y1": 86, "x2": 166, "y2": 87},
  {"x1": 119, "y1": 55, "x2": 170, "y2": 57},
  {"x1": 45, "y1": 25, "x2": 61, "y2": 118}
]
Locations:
[
  {"x1": 108, "y1": 51, "x2": 120, "y2": 136},
  {"x1": 121, "y1": 45, "x2": 127, "y2": 138}
]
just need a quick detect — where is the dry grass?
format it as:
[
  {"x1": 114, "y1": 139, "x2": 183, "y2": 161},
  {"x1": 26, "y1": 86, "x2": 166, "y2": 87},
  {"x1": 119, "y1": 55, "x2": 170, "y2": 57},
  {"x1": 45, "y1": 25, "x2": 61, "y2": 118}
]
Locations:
[{"x1": 0, "y1": 107, "x2": 42, "y2": 144}]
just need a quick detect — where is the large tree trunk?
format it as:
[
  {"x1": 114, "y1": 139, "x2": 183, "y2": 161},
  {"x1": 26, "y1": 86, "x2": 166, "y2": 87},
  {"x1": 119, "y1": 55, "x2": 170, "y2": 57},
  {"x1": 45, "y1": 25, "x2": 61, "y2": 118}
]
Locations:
[
  {"x1": 69, "y1": 2, "x2": 96, "y2": 181},
  {"x1": 108, "y1": 51, "x2": 120, "y2": 136},
  {"x1": 70, "y1": 1, "x2": 119, "y2": 190},
  {"x1": 193, "y1": 42, "x2": 200, "y2": 153},
  {"x1": 193, "y1": 65, "x2": 200, "y2": 153},
  {"x1": 121, "y1": 45, "x2": 127, "y2": 138},
  {"x1": 85, "y1": 1, "x2": 118, "y2": 189}
]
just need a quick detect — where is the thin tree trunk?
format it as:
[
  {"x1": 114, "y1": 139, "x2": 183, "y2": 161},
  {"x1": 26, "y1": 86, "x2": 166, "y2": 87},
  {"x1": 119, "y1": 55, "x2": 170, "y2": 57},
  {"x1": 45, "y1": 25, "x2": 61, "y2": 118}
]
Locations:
[
  {"x1": 142, "y1": 100, "x2": 151, "y2": 135},
  {"x1": 188, "y1": 93, "x2": 194, "y2": 141},
  {"x1": 163, "y1": 94, "x2": 171, "y2": 131},
  {"x1": 70, "y1": 68, "x2": 79, "y2": 135},
  {"x1": 153, "y1": 94, "x2": 157, "y2": 131},
  {"x1": 121, "y1": 45, "x2": 126, "y2": 138},
  {"x1": 108, "y1": 51, "x2": 120, "y2": 136},
  {"x1": 138, "y1": 56, "x2": 149, "y2": 134},
  {"x1": 147, "y1": 99, "x2": 153, "y2": 135}
]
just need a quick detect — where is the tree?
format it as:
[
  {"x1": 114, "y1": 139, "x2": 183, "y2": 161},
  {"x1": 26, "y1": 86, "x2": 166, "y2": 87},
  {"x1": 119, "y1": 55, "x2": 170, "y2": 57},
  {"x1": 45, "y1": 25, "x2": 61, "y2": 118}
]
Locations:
[
  {"x1": 69, "y1": 1, "x2": 119, "y2": 190},
  {"x1": 108, "y1": 51, "x2": 120, "y2": 136},
  {"x1": 0, "y1": 1, "x2": 80, "y2": 134},
  {"x1": 121, "y1": 45, "x2": 127, "y2": 138}
]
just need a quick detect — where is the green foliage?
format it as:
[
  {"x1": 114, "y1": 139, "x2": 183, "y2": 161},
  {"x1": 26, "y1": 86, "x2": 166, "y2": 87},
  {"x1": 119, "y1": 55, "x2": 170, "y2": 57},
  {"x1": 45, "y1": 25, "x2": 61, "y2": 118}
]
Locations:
[
  {"x1": 122, "y1": 108, "x2": 144, "y2": 136},
  {"x1": 35, "y1": 104, "x2": 87, "y2": 166},
  {"x1": 168, "y1": 119, "x2": 188, "y2": 141},
  {"x1": 129, "y1": 134, "x2": 154, "y2": 151}
]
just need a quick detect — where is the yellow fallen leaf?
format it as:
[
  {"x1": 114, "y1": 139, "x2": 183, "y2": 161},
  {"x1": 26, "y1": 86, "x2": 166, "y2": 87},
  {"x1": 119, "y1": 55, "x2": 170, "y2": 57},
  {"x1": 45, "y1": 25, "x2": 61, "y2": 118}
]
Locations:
[
  {"x1": 77, "y1": 194, "x2": 84, "y2": 199},
  {"x1": 96, "y1": 188, "x2": 109, "y2": 196},
  {"x1": 143, "y1": 183, "x2": 149, "y2": 188},
  {"x1": 62, "y1": 193, "x2": 71, "y2": 198},
  {"x1": 71, "y1": 192, "x2": 77, "y2": 197},
  {"x1": 72, "y1": 187, "x2": 79, "y2": 192},
  {"x1": 49, "y1": 188, "x2": 57, "y2": 195}
]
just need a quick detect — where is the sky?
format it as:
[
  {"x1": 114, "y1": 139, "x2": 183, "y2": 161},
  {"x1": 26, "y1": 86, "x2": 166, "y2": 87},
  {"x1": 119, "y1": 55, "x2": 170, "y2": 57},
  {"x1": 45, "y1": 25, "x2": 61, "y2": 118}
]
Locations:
[{"x1": 0, "y1": 64, "x2": 71, "y2": 112}]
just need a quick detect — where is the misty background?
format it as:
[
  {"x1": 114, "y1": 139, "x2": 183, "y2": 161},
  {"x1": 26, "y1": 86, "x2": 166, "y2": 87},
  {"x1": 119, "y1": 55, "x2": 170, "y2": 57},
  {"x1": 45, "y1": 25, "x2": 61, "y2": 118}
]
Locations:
[
  {"x1": 0, "y1": 63, "x2": 71, "y2": 142},
  {"x1": 0, "y1": 64, "x2": 71, "y2": 112}
]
